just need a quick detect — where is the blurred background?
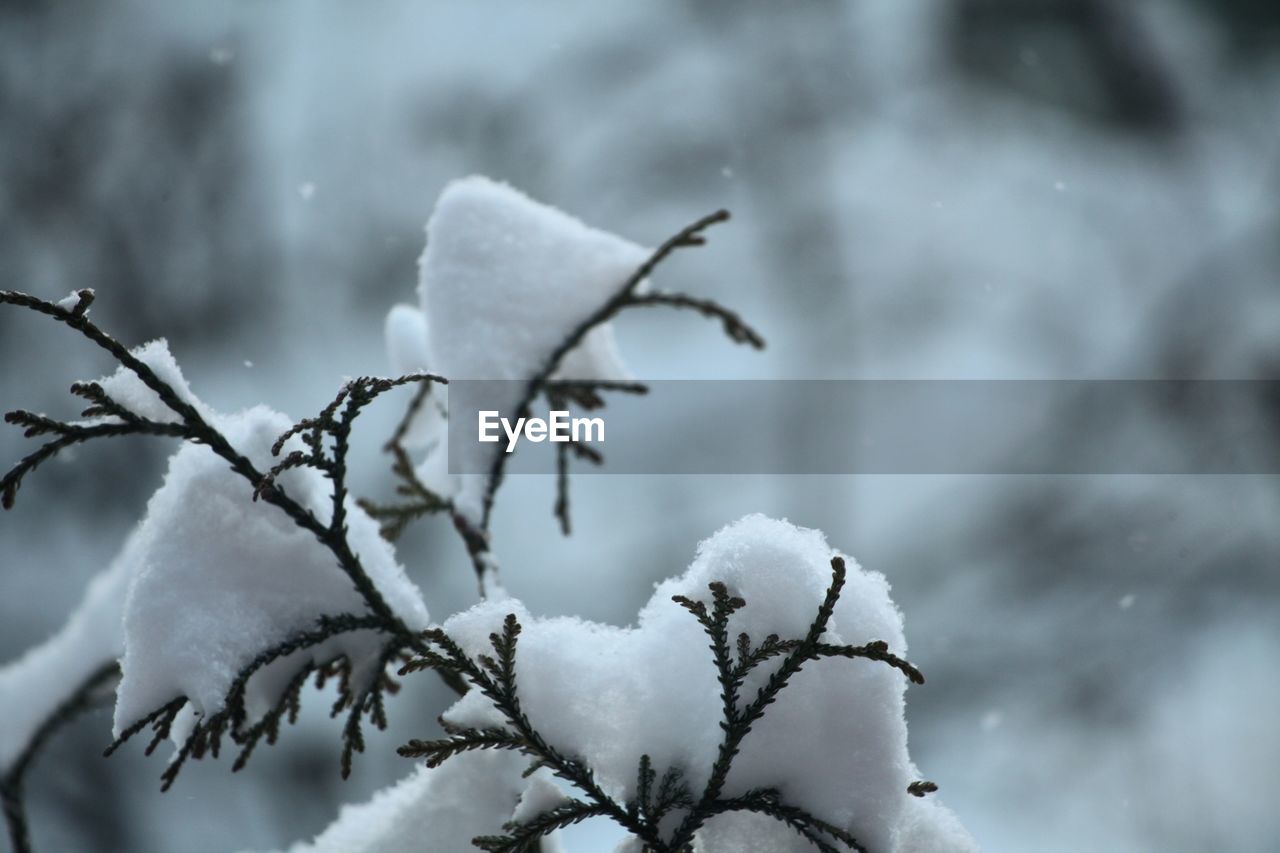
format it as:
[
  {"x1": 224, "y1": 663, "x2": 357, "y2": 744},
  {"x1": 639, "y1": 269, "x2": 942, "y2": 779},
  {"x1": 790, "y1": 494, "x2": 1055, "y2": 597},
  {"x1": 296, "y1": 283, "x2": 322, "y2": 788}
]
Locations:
[{"x1": 2, "y1": 1, "x2": 1279, "y2": 850}]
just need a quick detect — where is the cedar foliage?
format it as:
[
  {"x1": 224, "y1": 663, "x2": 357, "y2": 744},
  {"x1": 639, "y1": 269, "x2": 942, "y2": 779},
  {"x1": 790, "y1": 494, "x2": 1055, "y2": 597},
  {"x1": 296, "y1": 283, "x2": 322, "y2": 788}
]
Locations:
[{"x1": 1, "y1": 210, "x2": 931, "y2": 853}]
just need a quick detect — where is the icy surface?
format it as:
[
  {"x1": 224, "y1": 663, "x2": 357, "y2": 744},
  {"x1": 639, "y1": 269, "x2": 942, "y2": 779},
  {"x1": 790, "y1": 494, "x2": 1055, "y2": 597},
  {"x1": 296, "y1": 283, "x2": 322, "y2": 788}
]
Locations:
[
  {"x1": 441, "y1": 515, "x2": 976, "y2": 852},
  {"x1": 274, "y1": 752, "x2": 531, "y2": 853},
  {"x1": 388, "y1": 176, "x2": 650, "y2": 519},
  {"x1": 112, "y1": 406, "x2": 429, "y2": 735},
  {"x1": 93, "y1": 338, "x2": 214, "y2": 424}
]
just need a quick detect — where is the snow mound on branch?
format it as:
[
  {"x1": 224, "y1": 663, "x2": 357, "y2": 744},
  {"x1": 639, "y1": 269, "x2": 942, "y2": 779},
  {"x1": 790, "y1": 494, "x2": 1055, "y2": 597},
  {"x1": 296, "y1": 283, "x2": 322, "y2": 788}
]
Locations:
[
  {"x1": 419, "y1": 175, "x2": 644, "y2": 384},
  {"x1": 2, "y1": 342, "x2": 210, "y2": 773},
  {"x1": 273, "y1": 751, "x2": 551, "y2": 853},
  {"x1": 383, "y1": 304, "x2": 447, "y2": 451},
  {"x1": 112, "y1": 405, "x2": 429, "y2": 736},
  {"x1": 442, "y1": 515, "x2": 977, "y2": 853},
  {"x1": 385, "y1": 176, "x2": 650, "y2": 519},
  {"x1": 94, "y1": 338, "x2": 214, "y2": 424},
  {"x1": 894, "y1": 797, "x2": 981, "y2": 853},
  {"x1": 4, "y1": 355, "x2": 427, "y2": 770},
  {"x1": 385, "y1": 304, "x2": 432, "y2": 377}
]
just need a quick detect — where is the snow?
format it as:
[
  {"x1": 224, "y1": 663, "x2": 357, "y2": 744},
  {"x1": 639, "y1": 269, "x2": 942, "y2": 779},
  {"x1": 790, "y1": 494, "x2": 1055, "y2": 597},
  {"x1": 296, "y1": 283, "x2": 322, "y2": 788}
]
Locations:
[
  {"x1": 272, "y1": 752, "x2": 532, "y2": 853},
  {"x1": 56, "y1": 289, "x2": 91, "y2": 312},
  {"x1": 5, "y1": 344, "x2": 431, "y2": 772},
  {"x1": 269, "y1": 756, "x2": 577, "y2": 853},
  {"x1": 0, "y1": 534, "x2": 135, "y2": 773},
  {"x1": 113, "y1": 405, "x2": 429, "y2": 736},
  {"x1": 388, "y1": 176, "x2": 650, "y2": 520},
  {"x1": 894, "y1": 797, "x2": 981, "y2": 853},
  {"x1": 92, "y1": 338, "x2": 214, "y2": 424},
  {"x1": 440, "y1": 515, "x2": 977, "y2": 852},
  {"x1": 419, "y1": 175, "x2": 643, "y2": 387},
  {"x1": 384, "y1": 304, "x2": 432, "y2": 376},
  {"x1": 477, "y1": 553, "x2": 509, "y2": 602},
  {"x1": 383, "y1": 303, "x2": 447, "y2": 451},
  {"x1": 511, "y1": 771, "x2": 573, "y2": 824}
]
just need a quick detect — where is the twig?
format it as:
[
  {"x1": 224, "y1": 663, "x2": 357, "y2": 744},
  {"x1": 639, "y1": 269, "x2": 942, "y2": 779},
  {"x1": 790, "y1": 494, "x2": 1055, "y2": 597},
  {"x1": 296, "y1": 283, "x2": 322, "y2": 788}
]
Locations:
[{"x1": 1, "y1": 663, "x2": 118, "y2": 853}]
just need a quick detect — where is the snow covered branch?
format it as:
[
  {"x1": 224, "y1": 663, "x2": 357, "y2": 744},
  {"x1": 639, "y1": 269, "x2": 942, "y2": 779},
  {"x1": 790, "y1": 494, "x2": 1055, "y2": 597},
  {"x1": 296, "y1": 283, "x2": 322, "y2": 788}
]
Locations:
[
  {"x1": 0, "y1": 289, "x2": 427, "y2": 636},
  {"x1": 472, "y1": 205, "x2": 764, "y2": 536},
  {"x1": 396, "y1": 546, "x2": 930, "y2": 853},
  {"x1": 0, "y1": 292, "x2": 444, "y2": 843},
  {"x1": 103, "y1": 612, "x2": 403, "y2": 790},
  {"x1": 1, "y1": 178, "x2": 974, "y2": 853},
  {"x1": 367, "y1": 178, "x2": 765, "y2": 594},
  {"x1": 357, "y1": 441, "x2": 455, "y2": 543}
]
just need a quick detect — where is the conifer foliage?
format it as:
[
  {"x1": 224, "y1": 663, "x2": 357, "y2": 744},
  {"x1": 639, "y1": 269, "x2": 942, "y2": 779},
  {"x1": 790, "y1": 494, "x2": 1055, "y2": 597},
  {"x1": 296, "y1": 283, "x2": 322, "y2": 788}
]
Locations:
[{"x1": 1, "y1": 178, "x2": 974, "y2": 852}]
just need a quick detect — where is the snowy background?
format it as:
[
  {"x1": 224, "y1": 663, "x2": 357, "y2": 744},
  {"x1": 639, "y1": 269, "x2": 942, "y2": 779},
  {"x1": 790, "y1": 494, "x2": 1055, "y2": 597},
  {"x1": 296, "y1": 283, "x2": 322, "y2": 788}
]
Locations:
[{"x1": 2, "y1": 1, "x2": 1279, "y2": 851}]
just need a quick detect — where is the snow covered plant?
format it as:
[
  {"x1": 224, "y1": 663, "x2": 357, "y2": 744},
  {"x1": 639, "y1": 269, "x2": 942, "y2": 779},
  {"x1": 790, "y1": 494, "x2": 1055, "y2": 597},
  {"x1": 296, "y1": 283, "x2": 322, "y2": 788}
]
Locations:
[{"x1": 0, "y1": 177, "x2": 975, "y2": 853}]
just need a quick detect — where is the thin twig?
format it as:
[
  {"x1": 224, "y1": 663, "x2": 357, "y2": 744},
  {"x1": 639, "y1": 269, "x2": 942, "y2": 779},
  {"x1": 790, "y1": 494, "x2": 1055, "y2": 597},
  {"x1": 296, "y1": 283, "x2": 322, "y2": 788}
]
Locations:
[{"x1": 1, "y1": 663, "x2": 118, "y2": 853}]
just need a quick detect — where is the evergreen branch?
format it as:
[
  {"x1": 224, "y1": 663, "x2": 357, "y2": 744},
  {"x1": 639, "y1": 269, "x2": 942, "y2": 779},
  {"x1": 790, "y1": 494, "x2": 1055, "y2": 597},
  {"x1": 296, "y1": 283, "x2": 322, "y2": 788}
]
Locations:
[
  {"x1": 358, "y1": 444, "x2": 453, "y2": 542},
  {"x1": 675, "y1": 583, "x2": 747, "y2": 730},
  {"x1": 366, "y1": 211, "x2": 755, "y2": 596},
  {"x1": 1, "y1": 291, "x2": 418, "y2": 638},
  {"x1": 1, "y1": 413, "x2": 186, "y2": 509},
  {"x1": 733, "y1": 633, "x2": 790, "y2": 678},
  {"x1": 68, "y1": 380, "x2": 147, "y2": 422},
  {"x1": 626, "y1": 292, "x2": 765, "y2": 349},
  {"x1": 652, "y1": 765, "x2": 694, "y2": 818},
  {"x1": 400, "y1": 552, "x2": 922, "y2": 852},
  {"x1": 403, "y1": 621, "x2": 662, "y2": 848},
  {"x1": 478, "y1": 209, "x2": 759, "y2": 532},
  {"x1": 705, "y1": 789, "x2": 868, "y2": 853},
  {"x1": 231, "y1": 662, "x2": 317, "y2": 771},
  {"x1": 543, "y1": 380, "x2": 648, "y2": 411},
  {"x1": 668, "y1": 556, "x2": 920, "y2": 850},
  {"x1": 399, "y1": 548, "x2": 921, "y2": 845},
  {"x1": 254, "y1": 373, "x2": 448, "y2": 527},
  {"x1": 473, "y1": 800, "x2": 609, "y2": 852},
  {"x1": 100, "y1": 697, "x2": 182, "y2": 763},
  {"x1": 553, "y1": 442, "x2": 572, "y2": 536},
  {"x1": 398, "y1": 729, "x2": 528, "y2": 765},
  {"x1": 544, "y1": 384, "x2": 615, "y2": 537},
  {"x1": 102, "y1": 613, "x2": 406, "y2": 789},
  {"x1": 812, "y1": 642, "x2": 925, "y2": 686},
  {"x1": 1, "y1": 291, "x2": 468, "y2": 794},
  {"x1": 631, "y1": 754, "x2": 656, "y2": 822}
]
